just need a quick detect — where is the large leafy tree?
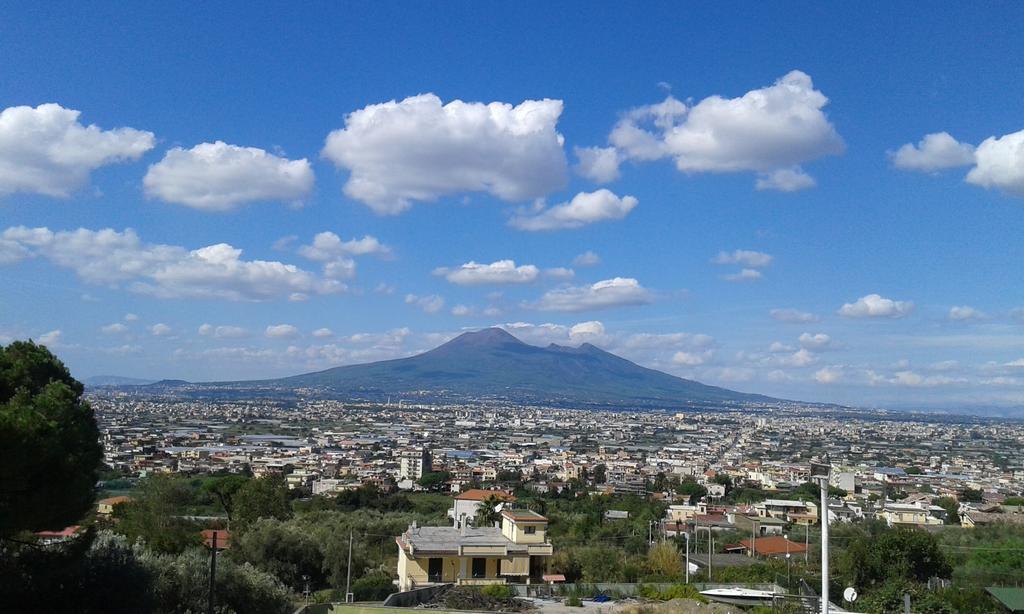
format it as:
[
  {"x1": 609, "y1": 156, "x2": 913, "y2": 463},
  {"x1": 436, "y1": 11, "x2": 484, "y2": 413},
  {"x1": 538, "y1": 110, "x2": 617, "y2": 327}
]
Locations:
[
  {"x1": 233, "y1": 474, "x2": 292, "y2": 528},
  {"x1": 0, "y1": 341, "x2": 102, "y2": 537}
]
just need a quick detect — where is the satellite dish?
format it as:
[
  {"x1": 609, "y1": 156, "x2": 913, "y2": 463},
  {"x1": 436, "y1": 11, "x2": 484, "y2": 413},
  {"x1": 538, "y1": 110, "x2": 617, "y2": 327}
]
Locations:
[{"x1": 843, "y1": 587, "x2": 858, "y2": 602}]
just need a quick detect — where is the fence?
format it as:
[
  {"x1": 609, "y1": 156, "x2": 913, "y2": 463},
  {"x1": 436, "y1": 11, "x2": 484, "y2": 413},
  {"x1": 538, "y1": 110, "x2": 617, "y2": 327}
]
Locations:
[{"x1": 507, "y1": 581, "x2": 784, "y2": 598}]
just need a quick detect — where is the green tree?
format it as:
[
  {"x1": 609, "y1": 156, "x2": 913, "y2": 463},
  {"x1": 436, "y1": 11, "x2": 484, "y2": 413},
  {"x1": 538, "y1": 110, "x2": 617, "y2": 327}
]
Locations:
[
  {"x1": 0, "y1": 341, "x2": 103, "y2": 536},
  {"x1": 203, "y1": 475, "x2": 249, "y2": 522},
  {"x1": 547, "y1": 548, "x2": 582, "y2": 582},
  {"x1": 646, "y1": 541, "x2": 682, "y2": 579},
  {"x1": 351, "y1": 570, "x2": 396, "y2": 601},
  {"x1": 114, "y1": 474, "x2": 202, "y2": 554},
  {"x1": 593, "y1": 464, "x2": 607, "y2": 484},
  {"x1": 474, "y1": 493, "x2": 504, "y2": 527},
  {"x1": 959, "y1": 487, "x2": 984, "y2": 503},
  {"x1": 675, "y1": 478, "x2": 707, "y2": 504},
  {"x1": 233, "y1": 475, "x2": 292, "y2": 527},
  {"x1": 838, "y1": 527, "x2": 951, "y2": 591},
  {"x1": 231, "y1": 518, "x2": 325, "y2": 591},
  {"x1": 932, "y1": 496, "x2": 960, "y2": 525},
  {"x1": 578, "y1": 545, "x2": 623, "y2": 581},
  {"x1": 417, "y1": 471, "x2": 450, "y2": 491}
]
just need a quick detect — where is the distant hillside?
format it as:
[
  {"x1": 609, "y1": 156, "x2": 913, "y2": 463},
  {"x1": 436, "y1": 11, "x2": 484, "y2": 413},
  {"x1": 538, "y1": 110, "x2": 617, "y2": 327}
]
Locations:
[
  {"x1": 84, "y1": 375, "x2": 157, "y2": 387},
  {"x1": 167, "y1": 327, "x2": 779, "y2": 407}
]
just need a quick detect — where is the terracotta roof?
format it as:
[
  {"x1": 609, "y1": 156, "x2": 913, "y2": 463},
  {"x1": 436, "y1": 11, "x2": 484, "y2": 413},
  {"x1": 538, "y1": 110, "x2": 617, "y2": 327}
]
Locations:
[
  {"x1": 454, "y1": 489, "x2": 516, "y2": 502},
  {"x1": 99, "y1": 495, "x2": 132, "y2": 506},
  {"x1": 739, "y1": 535, "x2": 807, "y2": 556},
  {"x1": 34, "y1": 525, "x2": 81, "y2": 539}
]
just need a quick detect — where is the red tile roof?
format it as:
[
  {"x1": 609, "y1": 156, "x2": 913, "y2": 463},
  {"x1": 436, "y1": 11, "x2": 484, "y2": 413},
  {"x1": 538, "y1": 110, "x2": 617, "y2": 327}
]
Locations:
[
  {"x1": 34, "y1": 525, "x2": 81, "y2": 539},
  {"x1": 454, "y1": 489, "x2": 516, "y2": 502},
  {"x1": 739, "y1": 535, "x2": 807, "y2": 556}
]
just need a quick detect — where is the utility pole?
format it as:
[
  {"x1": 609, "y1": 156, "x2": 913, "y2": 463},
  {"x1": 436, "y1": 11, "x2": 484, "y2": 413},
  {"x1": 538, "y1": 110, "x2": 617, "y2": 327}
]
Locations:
[
  {"x1": 684, "y1": 530, "x2": 690, "y2": 584},
  {"x1": 345, "y1": 530, "x2": 354, "y2": 603},
  {"x1": 208, "y1": 531, "x2": 217, "y2": 614}
]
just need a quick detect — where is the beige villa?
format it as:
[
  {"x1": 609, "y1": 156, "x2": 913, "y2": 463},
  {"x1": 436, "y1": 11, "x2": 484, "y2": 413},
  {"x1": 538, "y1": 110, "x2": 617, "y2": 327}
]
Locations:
[{"x1": 396, "y1": 509, "x2": 553, "y2": 591}]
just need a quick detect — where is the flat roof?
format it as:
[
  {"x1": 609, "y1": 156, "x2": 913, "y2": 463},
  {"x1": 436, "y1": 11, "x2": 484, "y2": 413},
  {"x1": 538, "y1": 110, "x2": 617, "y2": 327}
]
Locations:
[
  {"x1": 501, "y1": 509, "x2": 548, "y2": 522},
  {"x1": 399, "y1": 526, "x2": 528, "y2": 554}
]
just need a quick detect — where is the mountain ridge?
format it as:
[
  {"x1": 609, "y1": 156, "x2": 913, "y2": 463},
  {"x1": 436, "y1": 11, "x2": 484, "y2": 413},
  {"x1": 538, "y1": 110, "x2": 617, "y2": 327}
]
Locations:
[{"x1": 136, "y1": 327, "x2": 783, "y2": 408}]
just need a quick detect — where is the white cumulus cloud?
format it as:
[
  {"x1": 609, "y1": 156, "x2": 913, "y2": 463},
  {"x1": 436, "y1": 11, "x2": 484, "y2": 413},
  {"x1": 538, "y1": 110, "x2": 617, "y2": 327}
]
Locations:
[
  {"x1": 149, "y1": 323, "x2": 172, "y2": 336},
  {"x1": 405, "y1": 294, "x2": 445, "y2": 314},
  {"x1": 949, "y1": 305, "x2": 987, "y2": 321},
  {"x1": 198, "y1": 324, "x2": 249, "y2": 339},
  {"x1": 322, "y1": 94, "x2": 568, "y2": 214},
  {"x1": 0, "y1": 103, "x2": 154, "y2": 198},
  {"x1": 798, "y1": 332, "x2": 833, "y2": 350},
  {"x1": 755, "y1": 167, "x2": 816, "y2": 192},
  {"x1": 815, "y1": 366, "x2": 843, "y2": 384},
  {"x1": 510, "y1": 189, "x2": 638, "y2": 231},
  {"x1": 723, "y1": 268, "x2": 762, "y2": 282},
  {"x1": 672, "y1": 351, "x2": 709, "y2": 366},
  {"x1": 534, "y1": 277, "x2": 653, "y2": 312},
  {"x1": 770, "y1": 308, "x2": 819, "y2": 323},
  {"x1": 101, "y1": 323, "x2": 128, "y2": 335},
  {"x1": 602, "y1": 71, "x2": 843, "y2": 190},
  {"x1": 572, "y1": 251, "x2": 601, "y2": 267},
  {"x1": 266, "y1": 324, "x2": 299, "y2": 339},
  {"x1": 312, "y1": 328, "x2": 334, "y2": 338},
  {"x1": 1, "y1": 226, "x2": 342, "y2": 301},
  {"x1": 574, "y1": 146, "x2": 622, "y2": 183},
  {"x1": 839, "y1": 294, "x2": 914, "y2": 319},
  {"x1": 713, "y1": 249, "x2": 773, "y2": 267},
  {"x1": 298, "y1": 231, "x2": 392, "y2": 259},
  {"x1": 890, "y1": 132, "x2": 975, "y2": 172},
  {"x1": 38, "y1": 329, "x2": 62, "y2": 346},
  {"x1": 143, "y1": 141, "x2": 313, "y2": 211},
  {"x1": 434, "y1": 260, "x2": 539, "y2": 286},
  {"x1": 966, "y1": 129, "x2": 1024, "y2": 197}
]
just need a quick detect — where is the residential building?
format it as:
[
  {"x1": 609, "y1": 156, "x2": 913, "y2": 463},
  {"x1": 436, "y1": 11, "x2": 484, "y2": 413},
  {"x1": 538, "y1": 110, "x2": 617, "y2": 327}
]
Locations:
[
  {"x1": 396, "y1": 509, "x2": 553, "y2": 591},
  {"x1": 879, "y1": 501, "x2": 945, "y2": 527},
  {"x1": 97, "y1": 495, "x2": 132, "y2": 516},
  {"x1": 400, "y1": 448, "x2": 432, "y2": 481},
  {"x1": 725, "y1": 535, "x2": 807, "y2": 559},
  {"x1": 448, "y1": 489, "x2": 516, "y2": 527}
]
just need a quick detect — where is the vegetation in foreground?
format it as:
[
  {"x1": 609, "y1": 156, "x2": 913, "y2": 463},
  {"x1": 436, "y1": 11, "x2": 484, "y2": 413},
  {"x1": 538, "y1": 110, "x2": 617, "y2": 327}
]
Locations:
[{"x1": 1, "y1": 340, "x2": 1022, "y2": 613}]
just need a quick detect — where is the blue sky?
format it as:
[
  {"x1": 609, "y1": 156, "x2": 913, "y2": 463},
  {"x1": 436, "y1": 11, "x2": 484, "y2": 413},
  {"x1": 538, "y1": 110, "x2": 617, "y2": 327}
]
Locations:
[{"x1": 3, "y1": 3, "x2": 1024, "y2": 408}]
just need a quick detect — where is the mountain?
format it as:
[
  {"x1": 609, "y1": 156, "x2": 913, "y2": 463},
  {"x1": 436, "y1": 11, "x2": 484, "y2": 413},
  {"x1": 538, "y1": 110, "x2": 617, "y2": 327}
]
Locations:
[
  {"x1": 84, "y1": 375, "x2": 157, "y2": 387},
  {"x1": 176, "y1": 327, "x2": 777, "y2": 408}
]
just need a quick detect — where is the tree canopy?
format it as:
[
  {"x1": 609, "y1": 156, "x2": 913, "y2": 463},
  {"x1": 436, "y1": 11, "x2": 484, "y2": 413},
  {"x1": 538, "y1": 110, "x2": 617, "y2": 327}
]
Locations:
[{"x1": 0, "y1": 341, "x2": 102, "y2": 536}]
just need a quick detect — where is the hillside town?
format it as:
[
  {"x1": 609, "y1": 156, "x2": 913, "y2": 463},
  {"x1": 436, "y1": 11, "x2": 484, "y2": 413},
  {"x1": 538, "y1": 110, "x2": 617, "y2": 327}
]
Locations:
[{"x1": 90, "y1": 392, "x2": 1024, "y2": 532}]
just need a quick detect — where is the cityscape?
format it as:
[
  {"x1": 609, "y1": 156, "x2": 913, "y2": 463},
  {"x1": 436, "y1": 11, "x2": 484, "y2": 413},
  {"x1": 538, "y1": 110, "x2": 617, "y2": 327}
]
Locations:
[{"x1": 3, "y1": 3, "x2": 1024, "y2": 614}]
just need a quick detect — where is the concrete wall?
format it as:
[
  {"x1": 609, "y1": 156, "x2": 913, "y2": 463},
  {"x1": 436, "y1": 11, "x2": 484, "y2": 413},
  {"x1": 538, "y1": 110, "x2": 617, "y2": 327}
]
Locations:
[{"x1": 382, "y1": 583, "x2": 453, "y2": 608}]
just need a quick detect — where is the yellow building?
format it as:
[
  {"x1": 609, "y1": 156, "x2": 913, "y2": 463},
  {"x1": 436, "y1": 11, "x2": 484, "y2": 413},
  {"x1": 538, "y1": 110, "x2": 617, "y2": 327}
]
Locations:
[
  {"x1": 879, "y1": 502, "x2": 944, "y2": 527},
  {"x1": 97, "y1": 495, "x2": 132, "y2": 516},
  {"x1": 396, "y1": 509, "x2": 553, "y2": 591}
]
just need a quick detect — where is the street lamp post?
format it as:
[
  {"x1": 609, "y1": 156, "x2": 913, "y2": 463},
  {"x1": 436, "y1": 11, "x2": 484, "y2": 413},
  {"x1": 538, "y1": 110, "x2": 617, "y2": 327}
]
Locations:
[
  {"x1": 784, "y1": 534, "x2": 791, "y2": 589},
  {"x1": 811, "y1": 461, "x2": 831, "y2": 614}
]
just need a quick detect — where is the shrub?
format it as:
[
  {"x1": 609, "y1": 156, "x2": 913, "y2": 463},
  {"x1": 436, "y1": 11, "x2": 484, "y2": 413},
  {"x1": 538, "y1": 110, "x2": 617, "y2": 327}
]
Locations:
[
  {"x1": 565, "y1": 595, "x2": 583, "y2": 607},
  {"x1": 352, "y1": 570, "x2": 396, "y2": 601},
  {"x1": 637, "y1": 583, "x2": 706, "y2": 602},
  {"x1": 481, "y1": 584, "x2": 517, "y2": 600}
]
